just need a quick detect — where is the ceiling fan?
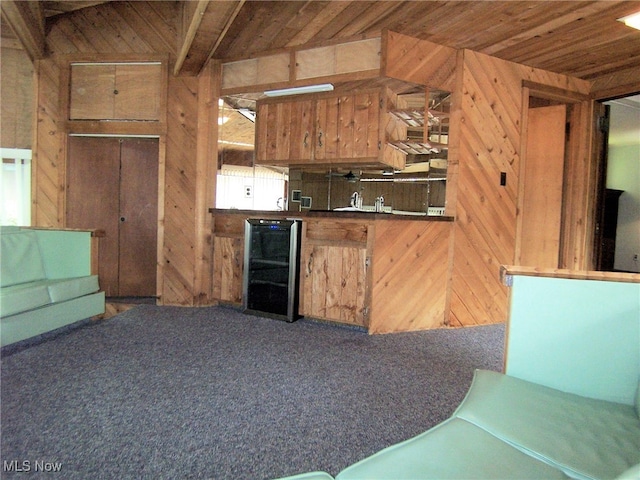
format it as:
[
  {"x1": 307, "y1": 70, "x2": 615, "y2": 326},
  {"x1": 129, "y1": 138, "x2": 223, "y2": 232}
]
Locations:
[{"x1": 326, "y1": 170, "x2": 361, "y2": 182}]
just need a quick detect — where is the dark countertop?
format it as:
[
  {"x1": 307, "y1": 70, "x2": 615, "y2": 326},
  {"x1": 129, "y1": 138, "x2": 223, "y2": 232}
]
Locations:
[{"x1": 209, "y1": 208, "x2": 454, "y2": 222}]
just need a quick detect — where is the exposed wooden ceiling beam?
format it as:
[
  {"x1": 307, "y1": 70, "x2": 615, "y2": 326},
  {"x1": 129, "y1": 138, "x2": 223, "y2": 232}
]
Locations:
[
  {"x1": 203, "y1": 0, "x2": 245, "y2": 67},
  {"x1": 174, "y1": 0, "x2": 210, "y2": 76},
  {"x1": 174, "y1": 0, "x2": 245, "y2": 77},
  {"x1": 1, "y1": 0, "x2": 46, "y2": 61}
]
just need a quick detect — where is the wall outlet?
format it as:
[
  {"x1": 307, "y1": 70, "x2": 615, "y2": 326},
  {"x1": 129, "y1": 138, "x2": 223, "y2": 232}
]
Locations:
[
  {"x1": 244, "y1": 185, "x2": 252, "y2": 198},
  {"x1": 634, "y1": 253, "x2": 639, "y2": 262}
]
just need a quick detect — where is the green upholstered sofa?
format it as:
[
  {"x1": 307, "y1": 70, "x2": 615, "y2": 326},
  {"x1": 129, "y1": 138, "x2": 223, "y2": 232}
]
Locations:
[
  {"x1": 0, "y1": 225, "x2": 105, "y2": 347},
  {"x1": 276, "y1": 268, "x2": 640, "y2": 480}
]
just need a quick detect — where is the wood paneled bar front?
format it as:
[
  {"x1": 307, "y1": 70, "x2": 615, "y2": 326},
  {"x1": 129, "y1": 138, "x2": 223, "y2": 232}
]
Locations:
[{"x1": 210, "y1": 209, "x2": 453, "y2": 334}]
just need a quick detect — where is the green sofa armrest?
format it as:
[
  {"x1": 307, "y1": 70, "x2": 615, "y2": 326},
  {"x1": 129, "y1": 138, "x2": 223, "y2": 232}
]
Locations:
[{"x1": 275, "y1": 472, "x2": 334, "y2": 480}]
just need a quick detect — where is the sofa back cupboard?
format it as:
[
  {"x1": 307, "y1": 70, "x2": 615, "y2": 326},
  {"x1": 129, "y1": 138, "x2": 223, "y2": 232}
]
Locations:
[
  {"x1": 0, "y1": 226, "x2": 105, "y2": 347},
  {"x1": 501, "y1": 266, "x2": 640, "y2": 405}
]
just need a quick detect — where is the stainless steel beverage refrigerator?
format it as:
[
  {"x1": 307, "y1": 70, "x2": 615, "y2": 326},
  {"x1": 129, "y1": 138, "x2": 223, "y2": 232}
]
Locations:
[{"x1": 242, "y1": 218, "x2": 301, "y2": 322}]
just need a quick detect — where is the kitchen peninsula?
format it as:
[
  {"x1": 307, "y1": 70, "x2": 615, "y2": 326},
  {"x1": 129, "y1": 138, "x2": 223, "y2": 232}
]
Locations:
[
  {"x1": 210, "y1": 208, "x2": 453, "y2": 334},
  {"x1": 210, "y1": 31, "x2": 594, "y2": 333}
]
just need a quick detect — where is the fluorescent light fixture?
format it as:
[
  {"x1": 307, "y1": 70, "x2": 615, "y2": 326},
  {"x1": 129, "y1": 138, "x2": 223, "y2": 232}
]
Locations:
[
  {"x1": 238, "y1": 108, "x2": 256, "y2": 123},
  {"x1": 264, "y1": 84, "x2": 334, "y2": 97},
  {"x1": 619, "y1": 11, "x2": 640, "y2": 30}
]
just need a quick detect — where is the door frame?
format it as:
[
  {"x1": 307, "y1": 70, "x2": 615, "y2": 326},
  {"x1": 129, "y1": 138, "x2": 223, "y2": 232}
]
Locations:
[
  {"x1": 591, "y1": 102, "x2": 611, "y2": 271},
  {"x1": 517, "y1": 82, "x2": 593, "y2": 270}
]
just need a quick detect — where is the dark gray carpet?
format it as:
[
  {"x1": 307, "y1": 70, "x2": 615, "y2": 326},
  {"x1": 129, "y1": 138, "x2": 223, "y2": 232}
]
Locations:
[{"x1": 1, "y1": 306, "x2": 505, "y2": 479}]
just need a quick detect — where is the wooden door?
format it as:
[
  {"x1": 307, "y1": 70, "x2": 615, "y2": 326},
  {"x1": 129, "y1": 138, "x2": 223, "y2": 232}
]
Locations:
[
  {"x1": 118, "y1": 139, "x2": 158, "y2": 296},
  {"x1": 519, "y1": 104, "x2": 567, "y2": 268},
  {"x1": 67, "y1": 137, "x2": 121, "y2": 295},
  {"x1": 67, "y1": 136, "x2": 158, "y2": 297}
]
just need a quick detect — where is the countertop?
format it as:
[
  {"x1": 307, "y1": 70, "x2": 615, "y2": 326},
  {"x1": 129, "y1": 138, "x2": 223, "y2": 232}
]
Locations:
[{"x1": 209, "y1": 208, "x2": 454, "y2": 222}]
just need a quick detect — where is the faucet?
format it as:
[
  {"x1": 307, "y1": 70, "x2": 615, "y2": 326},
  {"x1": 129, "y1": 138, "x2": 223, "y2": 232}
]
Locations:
[{"x1": 350, "y1": 191, "x2": 361, "y2": 209}]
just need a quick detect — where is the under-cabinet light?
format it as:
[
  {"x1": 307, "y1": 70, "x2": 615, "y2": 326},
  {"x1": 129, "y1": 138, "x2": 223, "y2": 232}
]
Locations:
[
  {"x1": 619, "y1": 11, "x2": 640, "y2": 30},
  {"x1": 264, "y1": 84, "x2": 334, "y2": 97}
]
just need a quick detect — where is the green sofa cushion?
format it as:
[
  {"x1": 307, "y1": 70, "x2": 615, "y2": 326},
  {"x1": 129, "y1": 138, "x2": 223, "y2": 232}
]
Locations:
[
  {"x1": 335, "y1": 418, "x2": 570, "y2": 480},
  {"x1": 0, "y1": 276, "x2": 100, "y2": 318},
  {"x1": 46, "y1": 276, "x2": 99, "y2": 303},
  {"x1": 0, "y1": 282, "x2": 51, "y2": 317},
  {"x1": 454, "y1": 370, "x2": 640, "y2": 480},
  {"x1": 0, "y1": 229, "x2": 47, "y2": 287}
]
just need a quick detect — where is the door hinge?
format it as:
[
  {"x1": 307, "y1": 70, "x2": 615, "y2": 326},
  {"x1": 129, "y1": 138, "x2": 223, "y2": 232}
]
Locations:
[{"x1": 597, "y1": 115, "x2": 610, "y2": 133}]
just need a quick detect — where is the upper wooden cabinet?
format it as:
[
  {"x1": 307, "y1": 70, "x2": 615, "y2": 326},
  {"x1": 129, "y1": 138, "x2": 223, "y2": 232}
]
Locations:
[
  {"x1": 255, "y1": 87, "x2": 406, "y2": 169},
  {"x1": 69, "y1": 62, "x2": 163, "y2": 121},
  {"x1": 255, "y1": 97, "x2": 315, "y2": 164}
]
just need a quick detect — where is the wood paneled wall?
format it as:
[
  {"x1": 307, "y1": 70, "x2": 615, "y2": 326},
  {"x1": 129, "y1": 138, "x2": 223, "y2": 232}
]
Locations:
[
  {"x1": 383, "y1": 31, "x2": 457, "y2": 92},
  {"x1": 370, "y1": 219, "x2": 452, "y2": 333},
  {"x1": 0, "y1": 46, "x2": 33, "y2": 148},
  {"x1": 27, "y1": 3, "x2": 601, "y2": 327},
  {"x1": 31, "y1": 1, "x2": 215, "y2": 306},
  {"x1": 447, "y1": 50, "x2": 591, "y2": 326}
]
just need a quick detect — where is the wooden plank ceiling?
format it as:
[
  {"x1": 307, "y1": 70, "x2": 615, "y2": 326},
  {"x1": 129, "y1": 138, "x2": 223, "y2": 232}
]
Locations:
[{"x1": 3, "y1": 0, "x2": 640, "y2": 84}]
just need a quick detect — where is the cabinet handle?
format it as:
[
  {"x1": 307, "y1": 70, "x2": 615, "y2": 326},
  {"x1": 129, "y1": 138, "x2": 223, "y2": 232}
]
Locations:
[
  {"x1": 318, "y1": 130, "x2": 323, "y2": 147},
  {"x1": 303, "y1": 131, "x2": 309, "y2": 148},
  {"x1": 307, "y1": 252, "x2": 313, "y2": 275}
]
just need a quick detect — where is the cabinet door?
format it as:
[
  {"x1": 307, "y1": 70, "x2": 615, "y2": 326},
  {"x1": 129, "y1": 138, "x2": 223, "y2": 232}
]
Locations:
[
  {"x1": 314, "y1": 95, "x2": 340, "y2": 162},
  {"x1": 256, "y1": 99, "x2": 314, "y2": 164},
  {"x1": 315, "y1": 92, "x2": 380, "y2": 163},
  {"x1": 300, "y1": 244, "x2": 368, "y2": 326},
  {"x1": 69, "y1": 64, "x2": 116, "y2": 120},
  {"x1": 213, "y1": 236, "x2": 244, "y2": 304},
  {"x1": 113, "y1": 64, "x2": 162, "y2": 120},
  {"x1": 69, "y1": 63, "x2": 162, "y2": 121}
]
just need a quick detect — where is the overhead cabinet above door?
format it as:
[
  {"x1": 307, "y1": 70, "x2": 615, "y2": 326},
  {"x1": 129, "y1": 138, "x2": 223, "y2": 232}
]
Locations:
[
  {"x1": 255, "y1": 87, "x2": 406, "y2": 170},
  {"x1": 69, "y1": 62, "x2": 162, "y2": 121}
]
